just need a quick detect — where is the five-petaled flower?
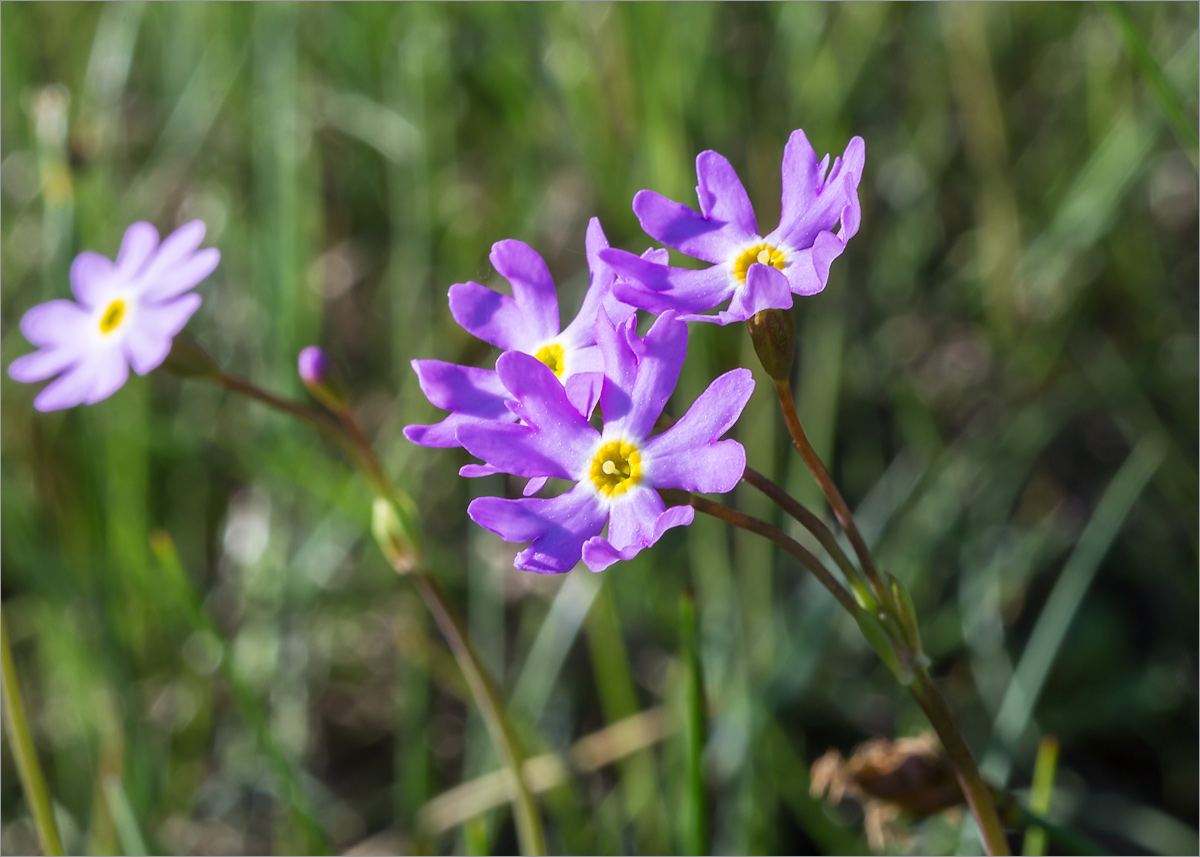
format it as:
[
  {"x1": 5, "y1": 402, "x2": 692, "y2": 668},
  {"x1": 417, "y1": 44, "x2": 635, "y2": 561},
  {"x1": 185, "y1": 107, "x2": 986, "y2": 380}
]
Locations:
[
  {"x1": 8, "y1": 221, "x2": 220, "y2": 411},
  {"x1": 458, "y1": 310, "x2": 754, "y2": 573},
  {"x1": 601, "y1": 129, "x2": 864, "y2": 325}
]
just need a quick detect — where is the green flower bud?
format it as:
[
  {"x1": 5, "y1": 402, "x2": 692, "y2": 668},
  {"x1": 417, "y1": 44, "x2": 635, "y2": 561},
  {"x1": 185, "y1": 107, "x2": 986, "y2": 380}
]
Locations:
[
  {"x1": 372, "y1": 494, "x2": 420, "y2": 573},
  {"x1": 747, "y1": 308, "x2": 796, "y2": 382}
]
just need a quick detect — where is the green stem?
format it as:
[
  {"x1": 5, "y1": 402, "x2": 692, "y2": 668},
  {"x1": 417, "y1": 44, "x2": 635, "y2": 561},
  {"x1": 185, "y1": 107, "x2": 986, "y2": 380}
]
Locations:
[
  {"x1": 408, "y1": 570, "x2": 547, "y2": 856},
  {"x1": 911, "y1": 667, "x2": 1011, "y2": 856},
  {"x1": 1, "y1": 611, "x2": 65, "y2": 857},
  {"x1": 1022, "y1": 736, "x2": 1060, "y2": 857}
]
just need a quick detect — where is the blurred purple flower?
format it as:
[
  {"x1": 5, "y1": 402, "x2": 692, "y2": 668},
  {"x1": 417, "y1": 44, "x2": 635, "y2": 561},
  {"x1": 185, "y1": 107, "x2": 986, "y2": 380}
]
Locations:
[
  {"x1": 602, "y1": 129, "x2": 865, "y2": 325},
  {"x1": 404, "y1": 218, "x2": 660, "y2": 453},
  {"x1": 8, "y1": 220, "x2": 219, "y2": 411},
  {"x1": 459, "y1": 310, "x2": 754, "y2": 573}
]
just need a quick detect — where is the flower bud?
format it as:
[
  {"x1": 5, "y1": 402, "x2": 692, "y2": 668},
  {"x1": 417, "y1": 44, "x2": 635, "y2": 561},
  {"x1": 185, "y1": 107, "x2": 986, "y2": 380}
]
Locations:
[
  {"x1": 372, "y1": 494, "x2": 420, "y2": 573},
  {"x1": 747, "y1": 308, "x2": 795, "y2": 382},
  {"x1": 297, "y1": 346, "x2": 348, "y2": 412}
]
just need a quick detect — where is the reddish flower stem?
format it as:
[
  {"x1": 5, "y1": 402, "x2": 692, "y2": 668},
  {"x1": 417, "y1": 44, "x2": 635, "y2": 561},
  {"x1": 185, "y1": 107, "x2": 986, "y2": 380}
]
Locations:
[{"x1": 687, "y1": 494, "x2": 858, "y2": 616}]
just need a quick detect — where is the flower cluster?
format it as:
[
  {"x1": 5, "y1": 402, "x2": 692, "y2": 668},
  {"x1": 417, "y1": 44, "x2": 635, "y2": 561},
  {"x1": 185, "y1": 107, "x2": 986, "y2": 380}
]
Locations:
[
  {"x1": 6, "y1": 128, "x2": 862, "y2": 572},
  {"x1": 406, "y1": 128, "x2": 864, "y2": 572}
]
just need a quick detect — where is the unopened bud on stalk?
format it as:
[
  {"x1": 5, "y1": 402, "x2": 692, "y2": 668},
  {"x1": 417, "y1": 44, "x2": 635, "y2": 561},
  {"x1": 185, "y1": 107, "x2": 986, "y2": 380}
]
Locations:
[
  {"x1": 297, "y1": 346, "x2": 348, "y2": 412},
  {"x1": 161, "y1": 335, "x2": 222, "y2": 380},
  {"x1": 372, "y1": 494, "x2": 421, "y2": 573},
  {"x1": 854, "y1": 608, "x2": 913, "y2": 686},
  {"x1": 747, "y1": 308, "x2": 795, "y2": 382}
]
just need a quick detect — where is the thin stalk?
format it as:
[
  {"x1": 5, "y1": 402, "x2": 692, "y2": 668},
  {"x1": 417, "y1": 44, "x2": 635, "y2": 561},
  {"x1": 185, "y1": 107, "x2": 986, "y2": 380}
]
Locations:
[
  {"x1": 911, "y1": 667, "x2": 1011, "y2": 855},
  {"x1": 1, "y1": 612, "x2": 65, "y2": 857},
  {"x1": 1022, "y1": 736, "x2": 1060, "y2": 857},
  {"x1": 217, "y1": 370, "x2": 339, "y2": 433},
  {"x1": 740, "y1": 466, "x2": 871, "y2": 604},
  {"x1": 210, "y1": 373, "x2": 546, "y2": 855},
  {"x1": 331, "y1": 405, "x2": 391, "y2": 497},
  {"x1": 772, "y1": 379, "x2": 892, "y2": 609},
  {"x1": 679, "y1": 592, "x2": 708, "y2": 856},
  {"x1": 687, "y1": 495, "x2": 858, "y2": 616},
  {"x1": 408, "y1": 570, "x2": 547, "y2": 857}
]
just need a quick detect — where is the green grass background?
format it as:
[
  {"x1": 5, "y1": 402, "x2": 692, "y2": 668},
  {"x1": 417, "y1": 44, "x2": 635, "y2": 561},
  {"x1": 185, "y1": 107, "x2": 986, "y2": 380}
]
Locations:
[{"x1": 1, "y1": 2, "x2": 1197, "y2": 854}]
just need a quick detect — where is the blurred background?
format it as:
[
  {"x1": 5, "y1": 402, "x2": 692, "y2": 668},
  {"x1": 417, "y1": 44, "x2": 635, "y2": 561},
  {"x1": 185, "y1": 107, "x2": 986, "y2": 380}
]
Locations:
[{"x1": 1, "y1": 3, "x2": 1196, "y2": 854}]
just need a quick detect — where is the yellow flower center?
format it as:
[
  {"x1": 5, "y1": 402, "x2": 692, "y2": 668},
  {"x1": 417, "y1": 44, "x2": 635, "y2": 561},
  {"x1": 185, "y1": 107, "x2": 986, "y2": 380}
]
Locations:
[
  {"x1": 589, "y1": 439, "x2": 642, "y2": 498},
  {"x1": 732, "y1": 243, "x2": 787, "y2": 284},
  {"x1": 98, "y1": 299, "x2": 127, "y2": 334},
  {"x1": 535, "y1": 343, "x2": 565, "y2": 378}
]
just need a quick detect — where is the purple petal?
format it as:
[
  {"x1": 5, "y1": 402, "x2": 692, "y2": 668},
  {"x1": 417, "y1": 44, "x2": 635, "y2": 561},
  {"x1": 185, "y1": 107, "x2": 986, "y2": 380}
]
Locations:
[
  {"x1": 139, "y1": 293, "x2": 202, "y2": 339},
  {"x1": 643, "y1": 368, "x2": 754, "y2": 493},
  {"x1": 594, "y1": 311, "x2": 639, "y2": 430},
  {"x1": 404, "y1": 360, "x2": 515, "y2": 449},
  {"x1": 460, "y1": 463, "x2": 502, "y2": 478},
  {"x1": 775, "y1": 135, "x2": 865, "y2": 251},
  {"x1": 18, "y1": 300, "x2": 92, "y2": 347},
  {"x1": 406, "y1": 410, "x2": 517, "y2": 449},
  {"x1": 564, "y1": 371, "x2": 602, "y2": 419},
  {"x1": 70, "y1": 252, "x2": 118, "y2": 309},
  {"x1": 141, "y1": 247, "x2": 220, "y2": 302},
  {"x1": 84, "y1": 347, "x2": 130, "y2": 404},
  {"x1": 646, "y1": 439, "x2": 746, "y2": 494},
  {"x1": 695, "y1": 150, "x2": 758, "y2": 242},
  {"x1": 468, "y1": 483, "x2": 608, "y2": 573},
  {"x1": 559, "y1": 218, "x2": 636, "y2": 350},
  {"x1": 116, "y1": 222, "x2": 160, "y2": 276},
  {"x1": 779, "y1": 130, "x2": 825, "y2": 228},
  {"x1": 410, "y1": 360, "x2": 510, "y2": 415},
  {"x1": 707, "y1": 263, "x2": 794, "y2": 325},
  {"x1": 8, "y1": 342, "x2": 85, "y2": 383},
  {"x1": 558, "y1": 218, "x2": 611, "y2": 349},
  {"x1": 631, "y1": 189, "x2": 738, "y2": 264},
  {"x1": 133, "y1": 221, "x2": 206, "y2": 288},
  {"x1": 581, "y1": 501, "x2": 695, "y2": 572},
  {"x1": 32, "y1": 347, "x2": 127, "y2": 411},
  {"x1": 458, "y1": 352, "x2": 597, "y2": 478},
  {"x1": 604, "y1": 249, "x2": 736, "y2": 316},
  {"x1": 496, "y1": 351, "x2": 595, "y2": 441},
  {"x1": 523, "y1": 476, "x2": 549, "y2": 497},
  {"x1": 780, "y1": 230, "x2": 847, "y2": 298},
  {"x1": 613, "y1": 311, "x2": 688, "y2": 440},
  {"x1": 606, "y1": 485, "x2": 666, "y2": 551},
  {"x1": 490, "y1": 240, "x2": 560, "y2": 343},
  {"x1": 121, "y1": 294, "x2": 201, "y2": 376},
  {"x1": 123, "y1": 326, "x2": 173, "y2": 376},
  {"x1": 448, "y1": 281, "x2": 534, "y2": 352},
  {"x1": 456, "y1": 419, "x2": 576, "y2": 478}
]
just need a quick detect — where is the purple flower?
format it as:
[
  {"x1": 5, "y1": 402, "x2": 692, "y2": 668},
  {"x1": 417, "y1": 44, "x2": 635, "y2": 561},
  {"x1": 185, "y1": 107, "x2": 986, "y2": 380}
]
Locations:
[
  {"x1": 458, "y1": 310, "x2": 754, "y2": 573},
  {"x1": 601, "y1": 129, "x2": 865, "y2": 325},
  {"x1": 404, "y1": 218, "x2": 659, "y2": 450},
  {"x1": 8, "y1": 221, "x2": 219, "y2": 411}
]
